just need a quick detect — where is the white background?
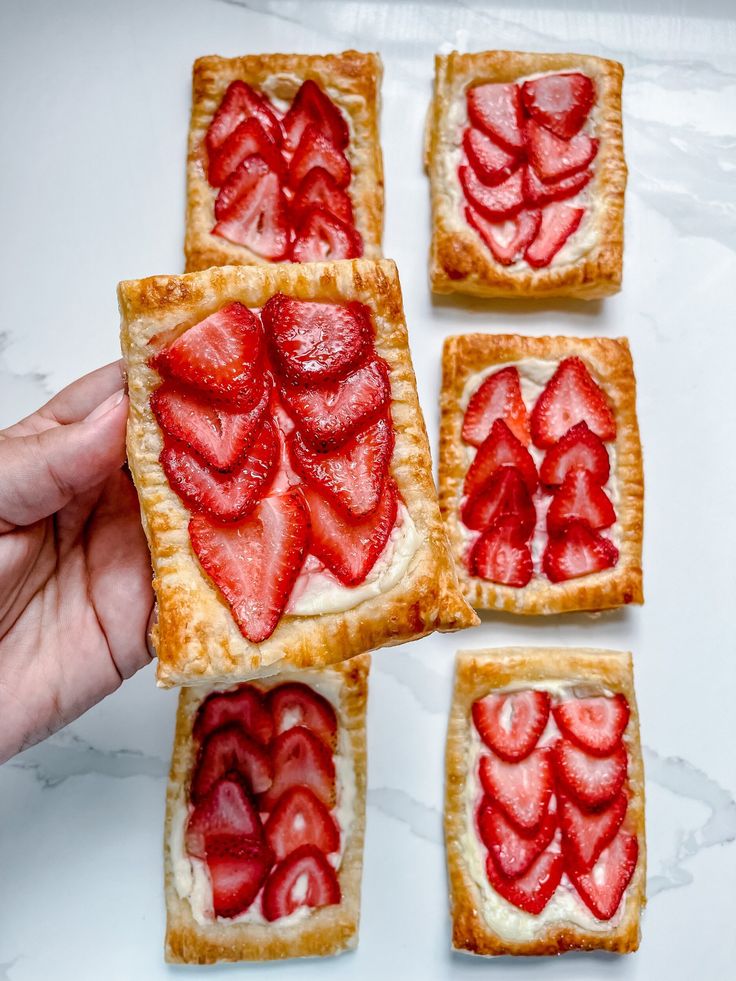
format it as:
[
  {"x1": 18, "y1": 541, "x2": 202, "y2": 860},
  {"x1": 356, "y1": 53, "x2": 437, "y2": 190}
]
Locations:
[{"x1": 1, "y1": 0, "x2": 735, "y2": 978}]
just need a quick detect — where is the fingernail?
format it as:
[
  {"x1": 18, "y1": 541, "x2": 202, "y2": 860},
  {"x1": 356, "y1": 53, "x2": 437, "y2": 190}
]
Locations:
[{"x1": 86, "y1": 388, "x2": 126, "y2": 421}]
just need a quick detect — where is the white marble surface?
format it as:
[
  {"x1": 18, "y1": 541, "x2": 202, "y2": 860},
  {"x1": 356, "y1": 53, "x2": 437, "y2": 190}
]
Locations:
[{"x1": 1, "y1": 0, "x2": 735, "y2": 976}]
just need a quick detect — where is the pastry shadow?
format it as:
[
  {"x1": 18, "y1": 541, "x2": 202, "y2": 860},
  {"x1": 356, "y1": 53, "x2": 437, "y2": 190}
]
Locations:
[
  {"x1": 448, "y1": 947, "x2": 633, "y2": 972},
  {"x1": 473, "y1": 607, "x2": 631, "y2": 633},
  {"x1": 430, "y1": 292, "x2": 605, "y2": 323}
]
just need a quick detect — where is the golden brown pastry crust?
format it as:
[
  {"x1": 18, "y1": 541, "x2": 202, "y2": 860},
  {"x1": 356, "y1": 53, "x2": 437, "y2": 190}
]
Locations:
[
  {"x1": 426, "y1": 51, "x2": 626, "y2": 299},
  {"x1": 165, "y1": 654, "x2": 370, "y2": 963},
  {"x1": 186, "y1": 51, "x2": 384, "y2": 272},
  {"x1": 439, "y1": 334, "x2": 643, "y2": 614},
  {"x1": 445, "y1": 647, "x2": 646, "y2": 956},
  {"x1": 119, "y1": 258, "x2": 478, "y2": 687}
]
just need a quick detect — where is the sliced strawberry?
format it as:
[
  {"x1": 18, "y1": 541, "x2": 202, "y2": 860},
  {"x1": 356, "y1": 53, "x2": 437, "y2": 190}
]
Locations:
[
  {"x1": 486, "y1": 848, "x2": 564, "y2": 914},
  {"x1": 292, "y1": 416, "x2": 393, "y2": 519},
  {"x1": 531, "y1": 357, "x2": 616, "y2": 448},
  {"x1": 467, "y1": 83, "x2": 525, "y2": 153},
  {"x1": 462, "y1": 366, "x2": 530, "y2": 447},
  {"x1": 290, "y1": 206, "x2": 363, "y2": 262},
  {"x1": 543, "y1": 520, "x2": 618, "y2": 583},
  {"x1": 205, "y1": 833, "x2": 273, "y2": 919},
  {"x1": 213, "y1": 170, "x2": 291, "y2": 261},
  {"x1": 479, "y1": 747, "x2": 554, "y2": 832},
  {"x1": 527, "y1": 121, "x2": 598, "y2": 184},
  {"x1": 160, "y1": 418, "x2": 278, "y2": 522},
  {"x1": 554, "y1": 738, "x2": 627, "y2": 810},
  {"x1": 205, "y1": 80, "x2": 282, "y2": 155},
  {"x1": 194, "y1": 684, "x2": 274, "y2": 745},
  {"x1": 465, "y1": 205, "x2": 542, "y2": 266},
  {"x1": 259, "y1": 726, "x2": 336, "y2": 812},
  {"x1": 189, "y1": 488, "x2": 310, "y2": 643},
  {"x1": 459, "y1": 165, "x2": 525, "y2": 221},
  {"x1": 463, "y1": 127, "x2": 520, "y2": 186},
  {"x1": 553, "y1": 694, "x2": 630, "y2": 757},
  {"x1": 567, "y1": 830, "x2": 638, "y2": 920},
  {"x1": 521, "y1": 73, "x2": 595, "y2": 140},
  {"x1": 469, "y1": 518, "x2": 533, "y2": 587},
  {"x1": 185, "y1": 774, "x2": 263, "y2": 860},
  {"x1": 478, "y1": 797, "x2": 557, "y2": 879},
  {"x1": 152, "y1": 302, "x2": 263, "y2": 407},
  {"x1": 191, "y1": 724, "x2": 273, "y2": 802},
  {"x1": 288, "y1": 123, "x2": 351, "y2": 190},
  {"x1": 208, "y1": 117, "x2": 286, "y2": 188},
  {"x1": 265, "y1": 786, "x2": 339, "y2": 861},
  {"x1": 524, "y1": 202, "x2": 584, "y2": 268},
  {"x1": 262, "y1": 843, "x2": 341, "y2": 921},
  {"x1": 464, "y1": 419, "x2": 538, "y2": 500},
  {"x1": 462, "y1": 466, "x2": 536, "y2": 537},
  {"x1": 539, "y1": 421, "x2": 610, "y2": 487},
  {"x1": 303, "y1": 478, "x2": 398, "y2": 586},
  {"x1": 262, "y1": 295, "x2": 371, "y2": 384},
  {"x1": 522, "y1": 164, "x2": 592, "y2": 207},
  {"x1": 559, "y1": 791, "x2": 628, "y2": 873},
  {"x1": 214, "y1": 154, "x2": 271, "y2": 220},
  {"x1": 291, "y1": 166, "x2": 354, "y2": 226},
  {"x1": 281, "y1": 357, "x2": 390, "y2": 451},
  {"x1": 282, "y1": 79, "x2": 349, "y2": 152},
  {"x1": 472, "y1": 690, "x2": 550, "y2": 762},
  {"x1": 546, "y1": 467, "x2": 616, "y2": 537},
  {"x1": 267, "y1": 682, "x2": 338, "y2": 747}
]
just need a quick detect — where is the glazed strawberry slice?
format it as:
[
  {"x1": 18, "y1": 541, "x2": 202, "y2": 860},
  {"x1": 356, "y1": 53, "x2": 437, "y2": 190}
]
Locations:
[
  {"x1": 259, "y1": 726, "x2": 336, "y2": 812},
  {"x1": 461, "y1": 466, "x2": 535, "y2": 536},
  {"x1": 160, "y1": 417, "x2": 278, "y2": 522},
  {"x1": 553, "y1": 694, "x2": 630, "y2": 756},
  {"x1": 527, "y1": 121, "x2": 599, "y2": 184},
  {"x1": 288, "y1": 123, "x2": 351, "y2": 190},
  {"x1": 554, "y1": 738, "x2": 627, "y2": 809},
  {"x1": 546, "y1": 467, "x2": 616, "y2": 537},
  {"x1": 463, "y1": 127, "x2": 521, "y2": 186},
  {"x1": 151, "y1": 378, "x2": 270, "y2": 472},
  {"x1": 280, "y1": 357, "x2": 390, "y2": 451},
  {"x1": 469, "y1": 518, "x2": 533, "y2": 587},
  {"x1": 291, "y1": 167, "x2": 354, "y2": 226},
  {"x1": 567, "y1": 830, "x2": 638, "y2": 920},
  {"x1": 524, "y1": 202, "x2": 585, "y2": 268},
  {"x1": 205, "y1": 80, "x2": 283, "y2": 155},
  {"x1": 208, "y1": 118, "x2": 286, "y2": 188},
  {"x1": 191, "y1": 723, "x2": 273, "y2": 802},
  {"x1": 558, "y1": 791, "x2": 628, "y2": 872},
  {"x1": 262, "y1": 844, "x2": 341, "y2": 921},
  {"x1": 462, "y1": 366, "x2": 530, "y2": 447},
  {"x1": 459, "y1": 165, "x2": 525, "y2": 221},
  {"x1": 465, "y1": 205, "x2": 542, "y2": 266},
  {"x1": 205, "y1": 833, "x2": 274, "y2": 919},
  {"x1": 543, "y1": 520, "x2": 619, "y2": 583},
  {"x1": 185, "y1": 774, "x2": 263, "y2": 860},
  {"x1": 282, "y1": 79, "x2": 349, "y2": 152},
  {"x1": 472, "y1": 690, "x2": 550, "y2": 762},
  {"x1": 292, "y1": 416, "x2": 394, "y2": 519},
  {"x1": 479, "y1": 747, "x2": 554, "y2": 832},
  {"x1": 265, "y1": 786, "x2": 340, "y2": 861},
  {"x1": 290, "y1": 206, "x2": 363, "y2": 262},
  {"x1": 467, "y1": 83, "x2": 525, "y2": 153},
  {"x1": 194, "y1": 684, "x2": 274, "y2": 745},
  {"x1": 303, "y1": 478, "x2": 398, "y2": 586},
  {"x1": 213, "y1": 169, "x2": 291, "y2": 261},
  {"x1": 262, "y1": 295, "x2": 371, "y2": 384},
  {"x1": 464, "y1": 419, "x2": 538, "y2": 500},
  {"x1": 531, "y1": 357, "x2": 616, "y2": 448},
  {"x1": 152, "y1": 302, "x2": 263, "y2": 408},
  {"x1": 214, "y1": 155, "x2": 272, "y2": 220},
  {"x1": 189, "y1": 488, "x2": 310, "y2": 643},
  {"x1": 486, "y1": 848, "x2": 564, "y2": 914},
  {"x1": 522, "y1": 164, "x2": 592, "y2": 207},
  {"x1": 478, "y1": 798, "x2": 557, "y2": 879},
  {"x1": 267, "y1": 682, "x2": 338, "y2": 747},
  {"x1": 539, "y1": 421, "x2": 610, "y2": 487},
  {"x1": 521, "y1": 73, "x2": 595, "y2": 140}
]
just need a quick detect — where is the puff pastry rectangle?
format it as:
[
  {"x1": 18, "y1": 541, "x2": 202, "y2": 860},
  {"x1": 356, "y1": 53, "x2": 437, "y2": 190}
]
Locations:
[
  {"x1": 426, "y1": 50, "x2": 626, "y2": 298},
  {"x1": 445, "y1": 647, "x2": 646, "y2": 956},
  {"x1": 119, "y1": 258, "x2": 477, "y2": 687},
  {"x1": 439, "y1": 333, "x2": 643, "y2": 614},
  {"x1": 186, "y1": 51, "x2": 384, "y2": 272},
  {"x1": 165, "y1": 655, "x2": 369, "y2": 963}
]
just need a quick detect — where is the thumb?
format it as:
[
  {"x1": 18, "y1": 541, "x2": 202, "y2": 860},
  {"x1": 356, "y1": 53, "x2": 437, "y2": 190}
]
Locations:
[{"x1": 0, "y1": 389, "x2": 129, "y2": 527}]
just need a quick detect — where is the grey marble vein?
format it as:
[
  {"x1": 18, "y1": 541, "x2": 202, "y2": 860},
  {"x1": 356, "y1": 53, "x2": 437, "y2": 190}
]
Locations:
[
  {"x1": 0, "y1": 331, "x2": 51, "y2": 430},
  {"x1": 368, "y1": 787, "x2": 443, "y2": 844},
  {"x1": 0, "y1": 959, "x2": 19, "y2": 981},
  {"x1": 376, "y1": 654, "x2": 449, "y2": 715}
]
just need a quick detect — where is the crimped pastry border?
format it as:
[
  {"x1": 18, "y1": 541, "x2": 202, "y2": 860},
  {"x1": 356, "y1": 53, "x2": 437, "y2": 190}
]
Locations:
[
  {"x1": 165, "y1": 655, "x2": 370, "y2": 963},
  {"x1": 186, "y1": 51, "x2": 384, "y2": 272},
  {"x1": 119, "y1": 258, "x2": 477, "y2": 687},
  {"x1": 426, "y1": 50, "x2": 626, "y2": 299},
  {"x1": 445, "y1": 647, "x2": 646, "y2": 956},
  {"x1": 439, "y1": 334, "x2": 644, "y2": 614}
]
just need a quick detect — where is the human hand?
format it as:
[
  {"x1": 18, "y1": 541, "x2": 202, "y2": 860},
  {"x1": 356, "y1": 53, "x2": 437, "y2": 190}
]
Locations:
[{"x1": 0, "y1": 361, "x2": 154, "y2": 763}]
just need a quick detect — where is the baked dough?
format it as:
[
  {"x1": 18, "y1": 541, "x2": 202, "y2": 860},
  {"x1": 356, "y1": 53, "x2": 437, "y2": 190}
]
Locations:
[
  {"x1": 439, "y1": 334, "x2": 643, "y2": 614},
  {"x1": 186, "y1": 51, "x2": 384, "y2": 272},
  {"x1": 426, "y1": 50, "x2": 626, "y2": 298},
  {"x1": 165, "y1": 654, "x2": 370, "y2": 963},
  {"x1": 445, "y1": 647, "x2": 646, "y2": 956},
  {"x1": 119, "y1": 258, "x2": 478, "y2": 687}
]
